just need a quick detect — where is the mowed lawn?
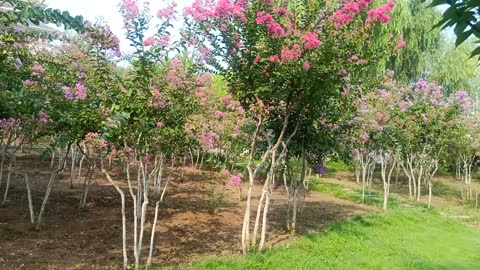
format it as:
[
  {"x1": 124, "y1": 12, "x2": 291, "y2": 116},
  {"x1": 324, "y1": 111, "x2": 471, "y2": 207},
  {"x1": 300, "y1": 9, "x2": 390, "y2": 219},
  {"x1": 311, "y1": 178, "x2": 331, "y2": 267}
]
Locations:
[{"x1": 188, "y1": 208, "x2": 480, "y2": 270}]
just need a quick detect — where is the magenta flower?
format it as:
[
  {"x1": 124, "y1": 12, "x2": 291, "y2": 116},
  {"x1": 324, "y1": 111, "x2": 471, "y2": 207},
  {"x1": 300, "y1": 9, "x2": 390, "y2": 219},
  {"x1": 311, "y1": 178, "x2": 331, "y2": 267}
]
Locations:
[
  {"x1": 367, "y1": 1, "x2": 395, "y2": 23},
  {"x1": 273, "y1": 7, "x2": 287, "y2": 15},
  {"x1": 254, "y1": 55, "x2": 261, "y2": 63},
  {"x1": 301, "y1": 32, "x2": 322, "y2": 50}
]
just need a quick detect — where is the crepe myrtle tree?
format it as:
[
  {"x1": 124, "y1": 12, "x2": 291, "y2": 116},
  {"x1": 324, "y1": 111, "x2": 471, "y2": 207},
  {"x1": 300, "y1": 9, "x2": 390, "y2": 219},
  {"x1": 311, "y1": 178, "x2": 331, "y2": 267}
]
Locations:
[
  {"x1": 184, "y1": 0, "x2": 400, "y2": 252},
  {"x1": 376, "y1": 73, "x2": 463, "y2": 208},
  {"x1": 97, "y1": 1, "x2": 203, "y2": 269},
  {"x1": 449, "y1": 91, "x2": 478, "y2": 201}
]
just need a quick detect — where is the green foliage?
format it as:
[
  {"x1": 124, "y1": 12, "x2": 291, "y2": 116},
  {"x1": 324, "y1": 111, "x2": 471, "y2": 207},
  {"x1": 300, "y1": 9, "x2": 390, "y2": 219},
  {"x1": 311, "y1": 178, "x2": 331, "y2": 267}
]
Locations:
[
  {"x1": 430, "y1": 0, "x2": 480, "y2": 59},
  {"x1": 0, "y1": 0, "x2": 86, "y2": 33},
  {"x1": 188, "y1": 208, "x2": 480, "y2": 269},
  {"x1": 427, "y1": 36, "x2": 480, "y2": 95},
  {"x1": 370, "y1": 0, "x2": 441, "y2": 82}
]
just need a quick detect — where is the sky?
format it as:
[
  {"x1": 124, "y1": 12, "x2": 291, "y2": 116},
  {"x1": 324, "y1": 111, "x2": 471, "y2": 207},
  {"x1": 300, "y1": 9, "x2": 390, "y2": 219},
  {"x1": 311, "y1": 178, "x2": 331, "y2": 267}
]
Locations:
[{"x1": 45, "y1": 0, "x2": 193, "y2": 53}]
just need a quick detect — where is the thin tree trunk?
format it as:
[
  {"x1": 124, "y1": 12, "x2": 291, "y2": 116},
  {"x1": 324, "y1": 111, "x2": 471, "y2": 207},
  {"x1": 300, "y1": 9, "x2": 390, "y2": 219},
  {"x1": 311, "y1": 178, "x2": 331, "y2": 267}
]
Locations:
[
  {"x1": 147, "y1": 200, "x2": 160, "y2": 267},
  {"x1": 25, "y1": 174, "x2": 35, "y2": 226},
  {"x1": 101, "y1": 161, "x2": 128, "y2": 270},
  {"x1": 70, "y1": 146, "x2": 77, "y2": 189},
  {"x1": 1, "y1": 155, "x2": 14, "y2": 205}
]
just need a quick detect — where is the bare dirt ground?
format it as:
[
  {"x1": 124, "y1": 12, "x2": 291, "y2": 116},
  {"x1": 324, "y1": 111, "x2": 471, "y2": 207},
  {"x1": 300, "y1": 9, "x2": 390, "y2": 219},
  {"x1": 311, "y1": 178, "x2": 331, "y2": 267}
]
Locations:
[{"x1": 0, "y1": 156, "x2": 376, "y2": 270}]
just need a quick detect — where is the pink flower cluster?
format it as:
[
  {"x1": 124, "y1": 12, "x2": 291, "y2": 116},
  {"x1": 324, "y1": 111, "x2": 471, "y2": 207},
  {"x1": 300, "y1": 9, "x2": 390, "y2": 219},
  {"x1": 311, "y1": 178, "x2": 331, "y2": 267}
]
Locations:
[
  {"x1": 121, "y1": 0, "x2": 140, "y2": 17},
  {"x1": 149, "y1": 86, "x2": 166, "y2": 109},
  {"x1": 301, "y1": 32, "x2": 322, "y2": 50},
  {"x1": 39, "y1": 111, "x2": 51, "y2": 123},
  {"x1": 85, "y1": 132, "x2": 108, "y2": 148},
  {"x1": 455, "y1": 90, "x2": 471, "y2": 112},
  {"x1": 229, "y1": 173, "x2": 242, "y2": 186},
  {"x1": 213, "y1": 110, "x2": 225, "y2": 118},
  {"x1": 184, "y1": 0, "x2": 246, "y2": 22},
  {"x1": 330, "y1": 0, "x2": 372, "y2": 29},
  {"x1": 256, "y1": 12, "x2": 285, "y2": 38},
  {"x1": 143, "y1": 36, "x2": 157, "y2": 47},
  {"x1": 31, "y1": 62, "x2": 46, "y2": 76},
  {"x1": 75, "y1": 81, "x2": 88, "y2": 100},
  {"x1": 0, "y1": 118, "x2": 19, "y2": 132},
  {"x1": 156, "y1": 2, "x2": 177, "y2": 20},
  {"x1": 395, "y1": 35, "x2": 406, "y2": 50},
  {"x1": 367, "y1": 1, "x2": 395, "y2": 23},
  {"x1": 280, "y1": 44, "x2": 302, "y2": 62},
  {"x1": 200, "y1": 130, "x2": 220, "y2": 150}
]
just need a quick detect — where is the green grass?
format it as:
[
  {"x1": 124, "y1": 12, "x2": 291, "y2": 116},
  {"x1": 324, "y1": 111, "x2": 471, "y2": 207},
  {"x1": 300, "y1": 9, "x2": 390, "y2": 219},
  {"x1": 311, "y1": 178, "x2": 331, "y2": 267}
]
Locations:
[
  {"x1": 325, "y1": 160, "x2": 354, "y2": 173},
  {"x1": 308, "y1": 178, "x2": 399, "y2": 208},
  {"x1": 187, "y1": 208, "x2": 480, "y2": 270}
]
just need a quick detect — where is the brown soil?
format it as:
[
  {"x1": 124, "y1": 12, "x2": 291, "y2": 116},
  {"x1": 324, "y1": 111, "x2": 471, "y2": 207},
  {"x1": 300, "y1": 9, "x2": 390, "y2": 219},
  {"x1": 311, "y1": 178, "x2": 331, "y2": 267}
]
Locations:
[{"x1": 0, "y1": 156, "x2": 376, "y2": 269}]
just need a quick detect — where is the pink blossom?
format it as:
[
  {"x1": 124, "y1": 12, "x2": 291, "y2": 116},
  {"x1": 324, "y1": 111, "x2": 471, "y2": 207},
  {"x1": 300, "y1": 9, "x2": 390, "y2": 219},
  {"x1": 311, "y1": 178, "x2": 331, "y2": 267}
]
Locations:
[
  {"x1": 75, "y1": 81, "x2": 87, "y2": 100},
  {"x1": 422, "y1": 114, "x2": 428, "y2": 122},
  {"x1": 301, "y1": 32, "x2": 322, "y2": 50},
  {"x1": 214, "y1": 110, "x2": 225, "y2": 118},
  {"x1": 330, "y1": 11, "x2": 353, "y2": 29},
  {"x1": 367, "y1": 1, "x2": 395, "y2": 23},
  {"x1": 273, "y1": 7, "x2": 287, "y2": 15},
  {"x1": 256, "y1": 12, "x2": 273, "y2": 24},
  {"x1": 13, "y1": 42, "x2": 23, "y2": 49},
  {"x1": 156, "y1": 121, "x2": 164, "y2": 128},
  {"x1": 358, "y1": 59, "x2": 366, "y2": 65},
  {"x1": 156, "y1": 2, "x2": 177, "y2": 20},
  {"x1": 269, "y1": 55, "x2": 280, "y2": 63},
  {"x1": 150, "y1": 86, "x2": 166, "y2": 109},
  {"x1": 267, "y1": 21, "x2": 286, "y2": 38},
  {"x1": 213, "y1": 0, "x2": 246, "y2": 20},
  {"x1": 200, "y1": 130, "x2": 220, "y2": 150},
  {"x1": 254, "y1": 55, "x2": 261, "y2": 63},
  {"x1": 143, "y1": 36, "x2": 157, "y2": 47},
  {"x1": 229, "y1": 173, "x2": 242, "y2": 186},
  {"x1": 221, "y1": 94, "x2": 233, "y2": 104},
  {"x1": 184, "y1": 0, "x2": 214, "y2": 21},
  {"x1": 221, "y1": 168, "x2": 230, "y2": 176},
  {"x1": 159, "y1": 34, "x2": 170, "y2": 46},
  {"x1": 197, "y1": 73, "x2": 213, "y2": 86},
  {"x1": 344, "y1": 2, "x2": 360, "y2": 14},
  {"x1": 99, "y1": 139, "x2": 108, "y2": 148},
  {"x1": 281, "y1": 44, "x2": 302, "y2": 62},
  {"x1": 22, "y1": 79, "x2": 33, "y2": 86},
  {"x1": 121, "y1": 0, "x2": 140, "y2": 18},
  {"x1": 39, "y1": 111, "x2": 51, "y2": 123},
  {"x1": 303, "y1": 61, "x2": 311, "y2": 70},
  {"x1": 395, "y1": 40, "x2": 406, "y2": 50},
  {"x1": 31, "y1": 62, "x2": 45, "y2": 76}
]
